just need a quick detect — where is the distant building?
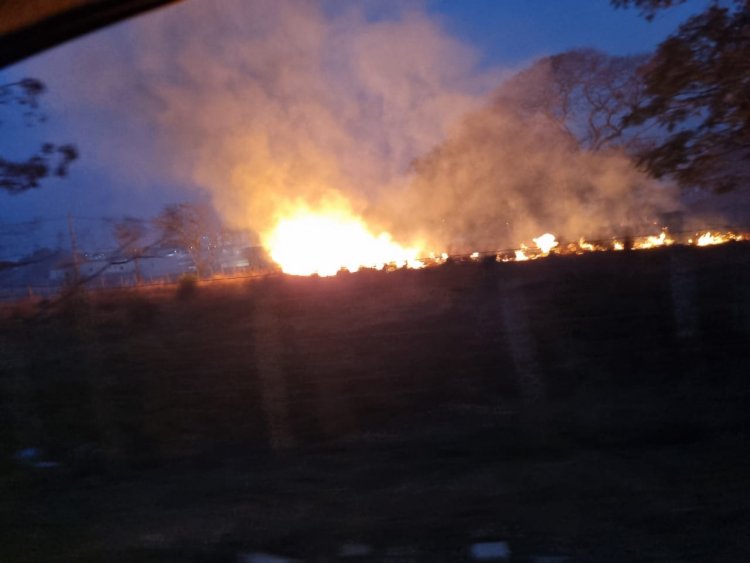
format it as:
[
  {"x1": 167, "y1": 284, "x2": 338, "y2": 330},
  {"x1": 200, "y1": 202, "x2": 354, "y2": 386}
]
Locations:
[
  {"x1": 218, "y1": 246, "x2": 250, "y2": 271},
  {"x1": 48, "y1": 248, "x2": 197, "y2": 286},
  {"x1": 42, "y1": 243, "x2": 271, "y2": 289},
  {"x1": 138, "y1": 248, "x2": 196, "y2": 280},
  {"x1": 50, "y1": 256, "x2": 137, "y2": 285}
]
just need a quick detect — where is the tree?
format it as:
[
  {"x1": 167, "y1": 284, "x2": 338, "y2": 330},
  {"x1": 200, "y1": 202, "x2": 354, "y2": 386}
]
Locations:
[
  {"x1": 612, "y1": 0, "x2": 690, "y2": 20},
  {"x1": 613, "y1": 0, "x2": 750, "y2": 191},
  {"x1": 113, "y1": 217, "x2": 147, "y2": 255},
  {"x1": 113, "y1": 217, "x2": 148, "y2": 282},
  {"x1": 154, "y1": 203, "x2": 217, "y2": 276},
  {"x1": 495, "y1": 49, "x2": 651, "y2": 152},
  {"x1": 0, "y1": 78, "x2": 78, "y2": 194}
]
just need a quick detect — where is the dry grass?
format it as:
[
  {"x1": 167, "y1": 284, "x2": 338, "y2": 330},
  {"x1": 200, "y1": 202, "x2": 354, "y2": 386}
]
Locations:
[{"x1": 2, "y1": 245, "x2": 750, "y2": 561}]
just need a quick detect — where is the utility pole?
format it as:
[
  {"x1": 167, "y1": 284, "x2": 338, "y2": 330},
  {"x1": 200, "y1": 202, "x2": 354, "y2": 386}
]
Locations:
[{"x1": 67, "y1": 212, "x2": 80, "y2": 283}]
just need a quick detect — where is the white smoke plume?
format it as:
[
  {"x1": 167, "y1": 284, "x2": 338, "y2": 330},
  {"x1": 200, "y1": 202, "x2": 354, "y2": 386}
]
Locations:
[
  {"x1": 391, "y1": 103, "x2": 678, "y2": 251},
  {"x1": 17, "y1": 0, "x2": 679, "y2": 250},
  {"x1": 96, "y1": 0, "x2": 492, "y2": 239}
]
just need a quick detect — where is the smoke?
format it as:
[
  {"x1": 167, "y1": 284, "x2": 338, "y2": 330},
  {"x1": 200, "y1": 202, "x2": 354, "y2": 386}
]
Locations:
[
  {"x1": 19, "y1": 0, "x2": 679, "y2": 249},
  {"x1": 104, "y1": 0, "x2": 493, "y2": 239},
  {"x1": 388, "y1": 102, "x2": 678, "y2": 251},
  {"x1": 376, "y1": 47, "x2": 679, "y2": 251}
]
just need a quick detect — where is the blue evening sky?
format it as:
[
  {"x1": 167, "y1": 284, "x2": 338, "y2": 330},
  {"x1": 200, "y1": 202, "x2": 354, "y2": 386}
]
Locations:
[{"x1": 425, "y1": 0, "x2": 703, "y2": 67}]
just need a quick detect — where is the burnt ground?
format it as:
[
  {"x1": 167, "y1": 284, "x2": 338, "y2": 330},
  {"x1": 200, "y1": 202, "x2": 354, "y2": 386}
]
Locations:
[{"x1": 1, "y1": 244, "x2": 750, "y2": 561}]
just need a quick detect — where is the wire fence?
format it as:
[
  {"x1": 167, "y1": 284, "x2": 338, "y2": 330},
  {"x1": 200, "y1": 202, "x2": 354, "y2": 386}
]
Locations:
[{"x1": 2, "y1": 214, "x2": 750, "y2": 302}]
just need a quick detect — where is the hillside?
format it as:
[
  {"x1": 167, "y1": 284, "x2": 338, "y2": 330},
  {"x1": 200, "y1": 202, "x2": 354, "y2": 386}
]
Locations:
[{"x1": 2, "y1": 244, "x2": 750, "y2": 561}]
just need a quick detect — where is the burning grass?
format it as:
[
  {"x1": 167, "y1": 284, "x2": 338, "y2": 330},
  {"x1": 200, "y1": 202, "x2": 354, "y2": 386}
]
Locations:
[{"x1": 261, "y1": 204, "x2": 747, "y2": 276}]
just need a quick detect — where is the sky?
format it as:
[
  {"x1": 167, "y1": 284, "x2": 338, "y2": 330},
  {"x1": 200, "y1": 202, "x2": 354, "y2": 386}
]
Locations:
[
  {"x1": 425, "y1": 0, "x2": 702, "y2": 66},
  {"x1": 0, "y1": 0, "x2": 707, "y2": 256}
]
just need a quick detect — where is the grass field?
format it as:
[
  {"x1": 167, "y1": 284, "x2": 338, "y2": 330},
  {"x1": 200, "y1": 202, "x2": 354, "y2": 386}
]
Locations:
[{"x1": 2, "y1": 244, "x2": 750, "y2": 561}]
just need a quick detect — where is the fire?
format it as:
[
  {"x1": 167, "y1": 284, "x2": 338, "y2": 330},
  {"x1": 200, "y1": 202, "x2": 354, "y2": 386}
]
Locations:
[
  {"x1": 265, "y1": 209, "x2": 423, "y2": 276},
  {"x1": 502, "y1": 234, "x2": 557, "y2": 261},
  {"x1": 694, "y1": 231, "x2": 743, "y2": 247},
  {"x1": 633, "y1": 230, "x2": 674, "y2": 250},
  {"x1": 579, "y1": 238, "x2": 596, "y2": 252},
  {"x1": 533, "y1": 233, "x2": 558, "y2": 254},
  {"x1": 264, "y1": 204, "x2": 747, "y2": 276}
]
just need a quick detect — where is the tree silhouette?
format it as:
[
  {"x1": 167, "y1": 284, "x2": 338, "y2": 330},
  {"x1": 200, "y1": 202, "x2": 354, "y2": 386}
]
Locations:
[
  {"x1": 613, "y1": 0, "x2": 750, "y2": 191},
  {"x1": 0, "y1": 78, "x2": 78, "y2": 194},
  {"x1": 496, "y1": 49, "x2": 651, "y2": 152},
  {"x1": 154, "y1": 203, "x2": 217, "y2": 277}
]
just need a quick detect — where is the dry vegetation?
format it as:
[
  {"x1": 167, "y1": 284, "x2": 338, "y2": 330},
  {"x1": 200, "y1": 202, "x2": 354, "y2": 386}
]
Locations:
[{"x1": 2, "y1": 245, "x2": 750, "y2": 561}]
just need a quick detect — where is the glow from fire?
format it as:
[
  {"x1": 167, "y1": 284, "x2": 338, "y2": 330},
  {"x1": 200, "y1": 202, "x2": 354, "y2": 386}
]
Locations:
[
  {"x1": 694, "y1": 231, "x2": 743, "y2": 246},
  {"x1": 514, "y1": 245, "x2": 530, "y2": 261},
  {"x1": 266, "y1": 209, "x2": 423, "y2": 276},
  {"x1": 698, "y1": 232, "x2": 721, "y2": 246},
  {"x1": 265, "y1": 202, "x2": 747, "y2": 276},
  {"x1": 533, "y1": 233, "x2": 558, "y2": 254},
  {"x1": 633, "y1": 230, "x2": 674, "y2": 250}
]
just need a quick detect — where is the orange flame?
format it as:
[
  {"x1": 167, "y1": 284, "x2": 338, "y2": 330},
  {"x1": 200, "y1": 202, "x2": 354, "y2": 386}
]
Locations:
[
  {"x1": 533, "y1": 233, "x2": 558, "y2": 254},
  {"x1": 633, "y1": 230, "x2": 674, "y2": 250},
  {"x1": 265, "y1": 200, "x2": 747, "y2": 275},
  {"x1": 693, "y1": 231, "x2": 744, "y2": 247},
  {"x1": 265, "y1": 207, "x2": 423, "y2": 276}
]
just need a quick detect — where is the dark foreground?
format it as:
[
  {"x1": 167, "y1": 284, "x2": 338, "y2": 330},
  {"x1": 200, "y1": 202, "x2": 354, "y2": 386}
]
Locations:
[{"x1": 2, "y1": 245, "x2": 750, "y2": 561}]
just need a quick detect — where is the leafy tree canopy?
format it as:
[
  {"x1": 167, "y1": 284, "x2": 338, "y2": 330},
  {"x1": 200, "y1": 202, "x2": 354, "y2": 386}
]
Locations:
[
  {"x1": 612, "y1": 0, "x2": 690, "y2": 21},
  {"x1": 614, "y1": 0, "x2": 750, "y2": 191},
  {"x1": 0, "y1": 78, "x2": 78, "y2": 194}
]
